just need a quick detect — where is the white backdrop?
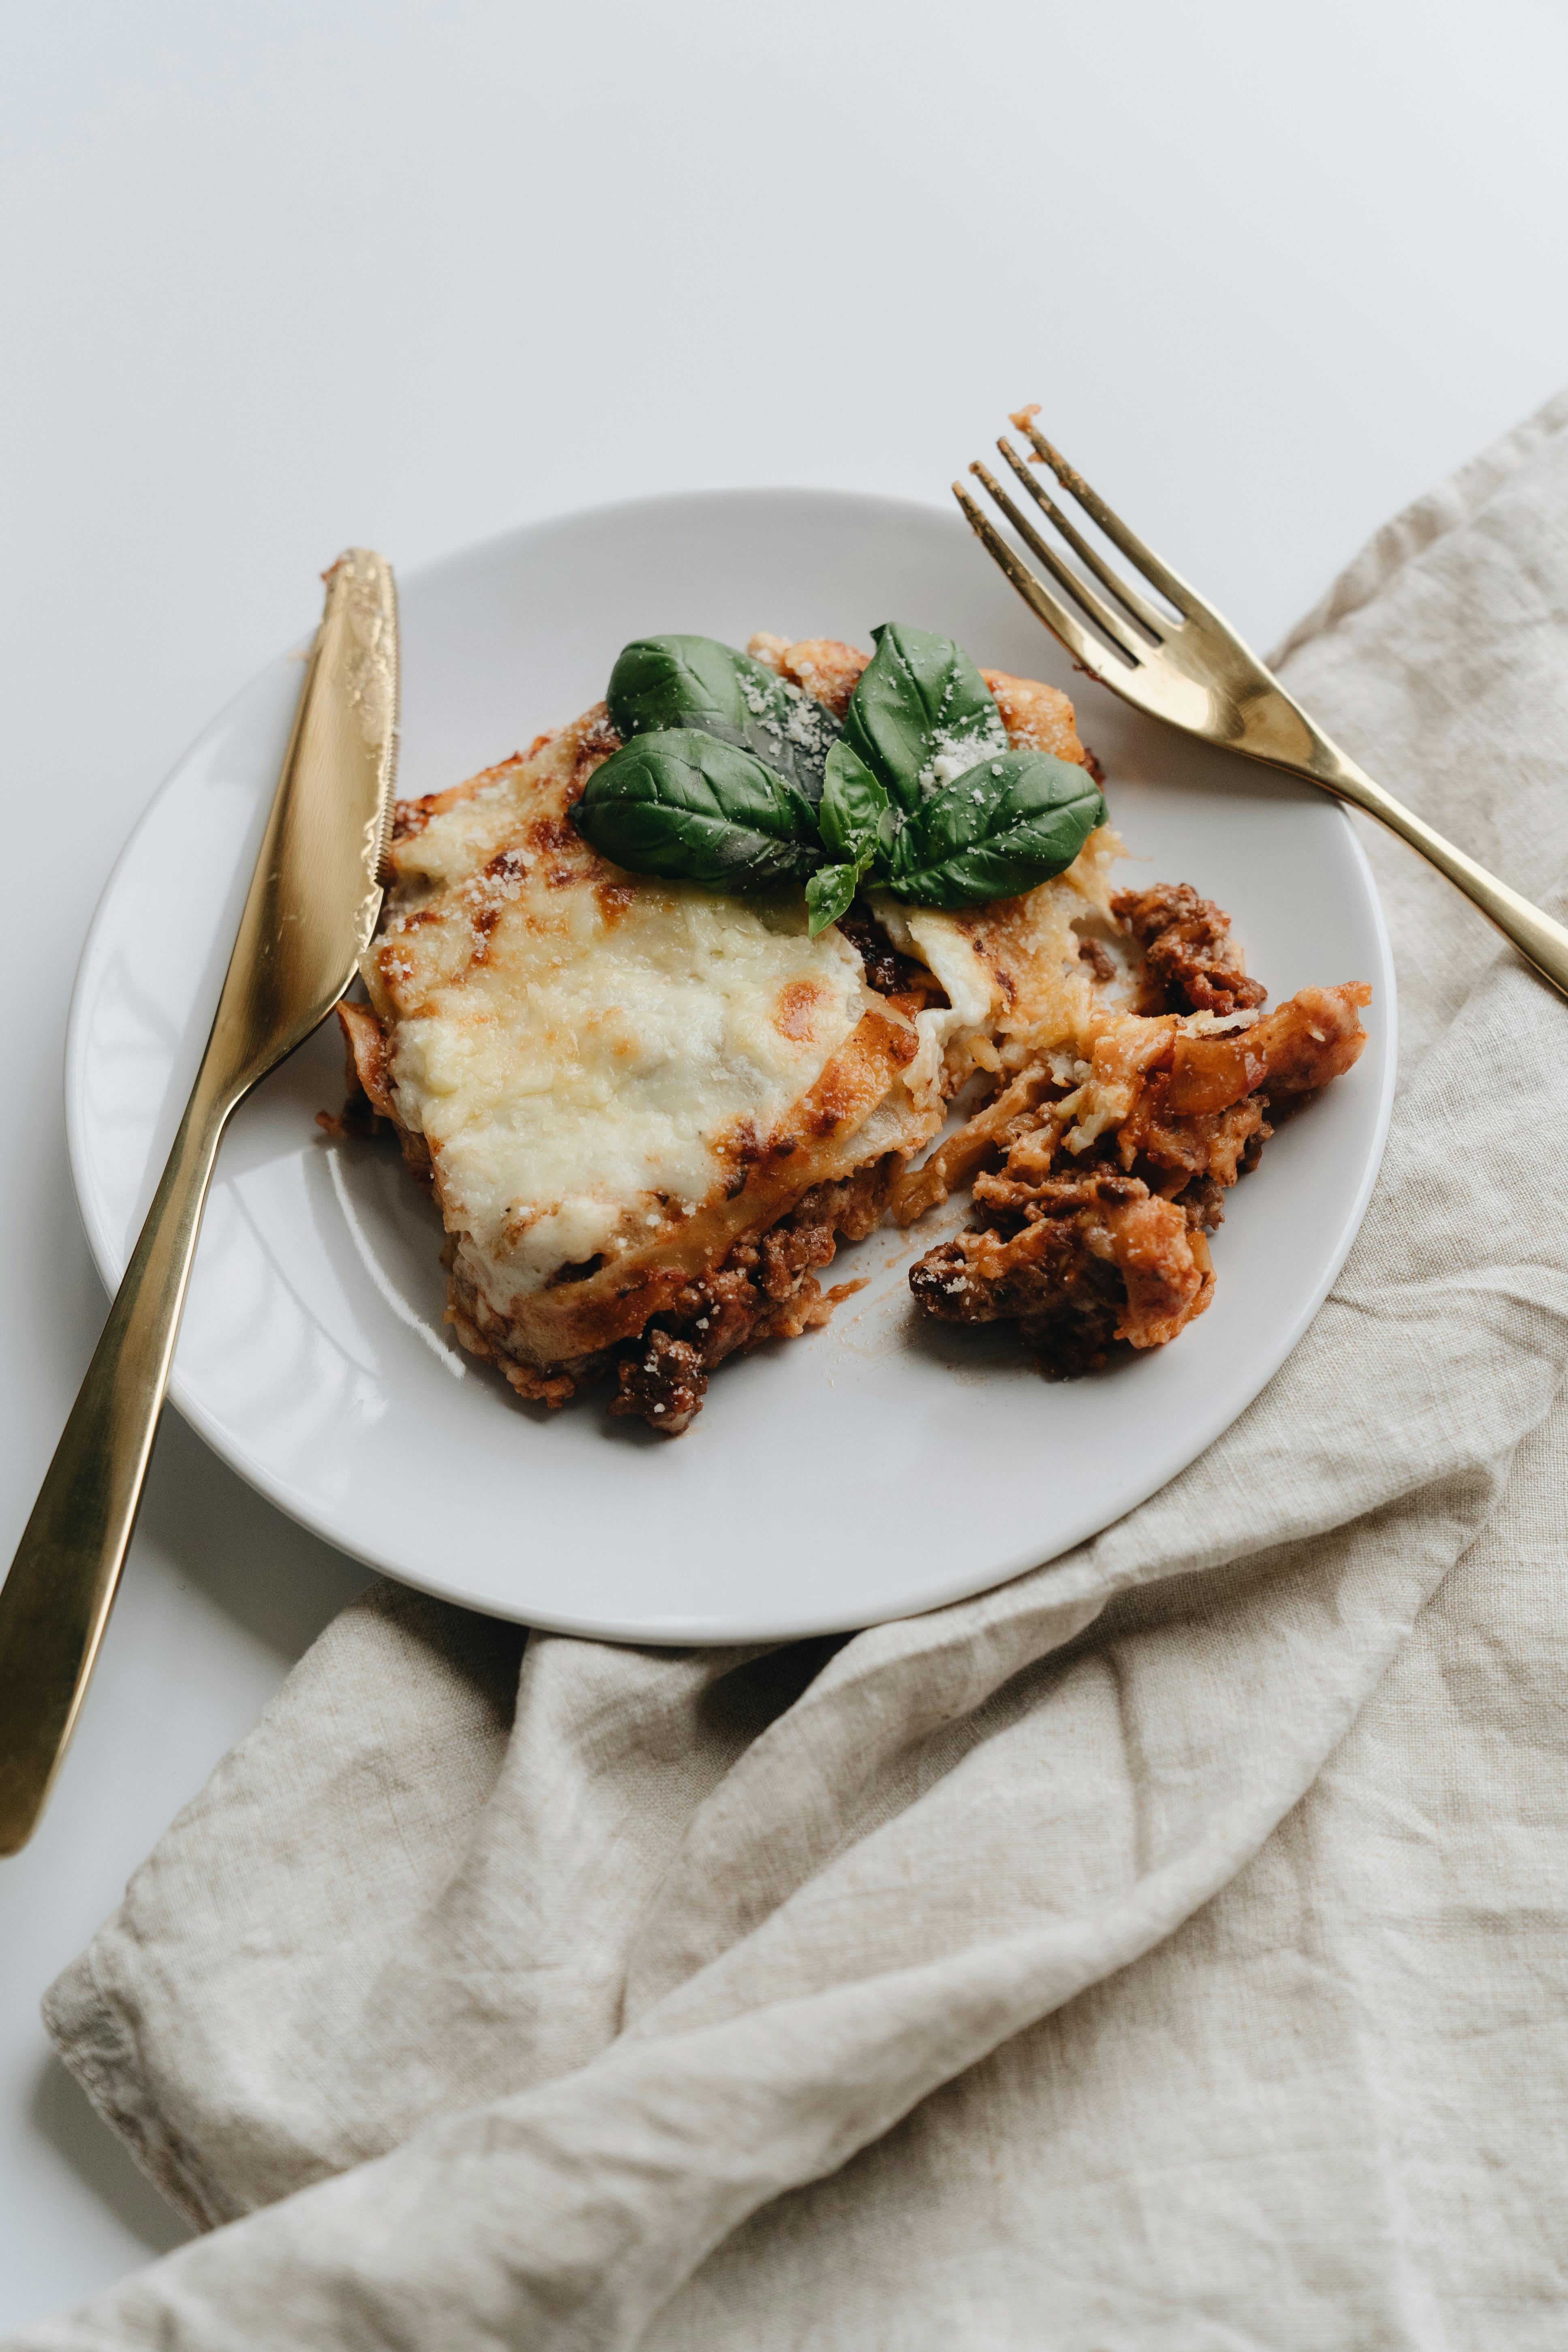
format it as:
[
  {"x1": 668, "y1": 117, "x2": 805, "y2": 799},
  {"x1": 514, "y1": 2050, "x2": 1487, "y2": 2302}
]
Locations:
[{"x1": 3, "y1": 0, "x2": 1566, "y2": 2328}]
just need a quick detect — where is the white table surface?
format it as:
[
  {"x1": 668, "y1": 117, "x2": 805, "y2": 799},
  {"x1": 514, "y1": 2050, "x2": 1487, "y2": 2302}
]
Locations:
[{"x1": 3, "y1": 0, "x2": 1567, "y2": 2329}]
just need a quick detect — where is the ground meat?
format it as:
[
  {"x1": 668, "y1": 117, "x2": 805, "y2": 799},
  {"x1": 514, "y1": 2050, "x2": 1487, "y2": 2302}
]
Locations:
[
  {"x1": 1172, "y1": 1171, "x2": 1228, "y2": 1233},
  {"x1": 834, "y1": 904, "x2": 933, "y2": 999},
  {"x1": 912, "y1": 1222, "x2": 1121, "y2": 1378},
  {"x1": 911, "y1": 1169, "x2": 1213, "y2": 1378},
  {"x1": 1119, "y1": 1085, "x2": 1271, "y2": 1189},
  {"x1": 907, "y1": 970, "x2": 1369, "y2": 1377},
  {"x1": 607, "y1": 1160, "x2": 893, "y2": 1434},
  {"x1": 1112, "y1": 881, "x2": 1268, "y2": 1017},
  {"x1": 610, "y1": 1331, "x2": 708, "y2": 1435}
]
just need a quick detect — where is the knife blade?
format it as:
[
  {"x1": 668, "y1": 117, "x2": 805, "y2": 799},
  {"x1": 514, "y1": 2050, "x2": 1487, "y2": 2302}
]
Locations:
[{"x1": 0, "y1": 550, "x2": 398, "y2": 1855}]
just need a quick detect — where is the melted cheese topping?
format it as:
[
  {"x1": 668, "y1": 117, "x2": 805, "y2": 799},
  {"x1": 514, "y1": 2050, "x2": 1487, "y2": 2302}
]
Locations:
[
  {"x1": 366, "y1": 716, "x2": 904, "y2": 1315},
  {"x1": 871, "y1": 821, "x2": 1125, "y2": 1088}
]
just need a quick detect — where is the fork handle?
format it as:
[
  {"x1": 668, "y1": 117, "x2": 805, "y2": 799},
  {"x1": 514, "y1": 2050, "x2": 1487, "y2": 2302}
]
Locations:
[
  {"x1": 0, "y1": 1070, "x2": 234, "y2": 1855},
  {"x1": 1309, "y1": 749, "x2": 1568, "y2": 1001}
]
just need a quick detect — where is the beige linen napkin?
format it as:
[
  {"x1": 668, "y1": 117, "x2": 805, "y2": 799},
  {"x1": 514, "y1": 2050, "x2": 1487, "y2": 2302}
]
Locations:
[{"x1": 14, "y1": 391, "x2": 1568, "y2": 2350}]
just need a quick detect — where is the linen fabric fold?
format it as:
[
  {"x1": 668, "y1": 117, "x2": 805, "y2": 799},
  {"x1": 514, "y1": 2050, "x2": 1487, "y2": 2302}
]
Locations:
[{"x1": 14, "y1": 389, "x2": 1568, "y2": 2351}]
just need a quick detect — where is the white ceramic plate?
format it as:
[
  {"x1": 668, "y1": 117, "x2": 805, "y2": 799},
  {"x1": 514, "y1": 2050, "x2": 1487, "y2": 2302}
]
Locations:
[{"x1": 67, "y1": 491, "x2": 1395, "y2": 1642}]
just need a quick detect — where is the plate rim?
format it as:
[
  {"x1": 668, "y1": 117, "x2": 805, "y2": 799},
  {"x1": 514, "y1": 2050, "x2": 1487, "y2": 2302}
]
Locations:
[{"x1": 64, "y1": 485, "x2": 1399, "y2": 1641}]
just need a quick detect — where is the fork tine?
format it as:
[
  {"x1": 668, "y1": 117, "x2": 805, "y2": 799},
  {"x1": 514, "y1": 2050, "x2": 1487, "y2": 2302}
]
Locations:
[
  {"x1": 1010, "y1": 411, "x2": 1202, "y2": 620},
  {"x1": 970, "y1": 462, "x2": 1144, "y2": 664},
  {"x1": 994, "y1": 438, "x2": 1167, "y2": 639},
  {"x1": 951, "y1": 482, "x2": 1135, "y2": 682}
]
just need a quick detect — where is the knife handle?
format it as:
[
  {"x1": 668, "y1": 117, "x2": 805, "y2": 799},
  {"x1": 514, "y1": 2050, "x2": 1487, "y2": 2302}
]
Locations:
[{"x1": 0, "y1": 1069, "x2": 234, "y2": 1854}]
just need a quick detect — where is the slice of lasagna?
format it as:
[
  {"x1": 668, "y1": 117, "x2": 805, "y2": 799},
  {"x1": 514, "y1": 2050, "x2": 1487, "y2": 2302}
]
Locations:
[
  {"x1": 326, "y1": 630, "x2": 1368, "y2": 1429},
  {"x1": 329, "y1": 636, "x2": 1130, "y2": 1430}
]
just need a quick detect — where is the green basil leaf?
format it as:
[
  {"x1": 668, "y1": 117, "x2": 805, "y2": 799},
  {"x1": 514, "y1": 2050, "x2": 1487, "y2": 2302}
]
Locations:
[
  {"x1": 841, "y1": 621, "x2": 1008, "y2": 813},
  {"x1": 607, "y1": 634, "x2": 840, "y2": 799},
  {"x1": 805, "y1": 857, "x2": 868, "y2": 939},
  {"x1": 572, "y1": 730, "x2": 826, "y2": 892},
  {"x1": 817, "y1": 739, "x2": 889, "y2": 865},
  {"x1": 889, "y1": 749, "x2": 1106, "y2": 910}
]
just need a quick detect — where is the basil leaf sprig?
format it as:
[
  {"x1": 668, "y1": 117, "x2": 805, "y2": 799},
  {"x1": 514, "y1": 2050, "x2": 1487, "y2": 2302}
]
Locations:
[
  {"x1": 572, "y1": 625, "x2": 1108, "y2": 933},
  {"x1": 842, "y1": 621, "x2": 1009, "y2": 813},
  {"x1": 608, "y1": 635, "x2": 839, "y2": 800},
  {"x1": 887, "y1": 747, "x2": 1105, "y2": 908},
  {"x1": 804, "y1": 741, "x2": 890, "y2": 936},
  {"x1": 571, "y1": 731, "x2": 826, "y2": 892},
  {"x1": 804, "y1": 624, "x2": 1106, "y2": 929}
]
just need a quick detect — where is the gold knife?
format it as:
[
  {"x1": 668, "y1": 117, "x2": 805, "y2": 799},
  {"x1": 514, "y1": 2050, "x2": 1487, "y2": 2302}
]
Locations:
[{"x1": 0, "y1": 550, "x2": 399, "y2": 1855}]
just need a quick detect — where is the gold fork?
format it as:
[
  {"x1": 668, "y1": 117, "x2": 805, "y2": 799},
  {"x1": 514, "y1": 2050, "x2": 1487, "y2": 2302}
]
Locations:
[{"x1": 955, "y1": 410, "x2": 1568, "y2": 1002}]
